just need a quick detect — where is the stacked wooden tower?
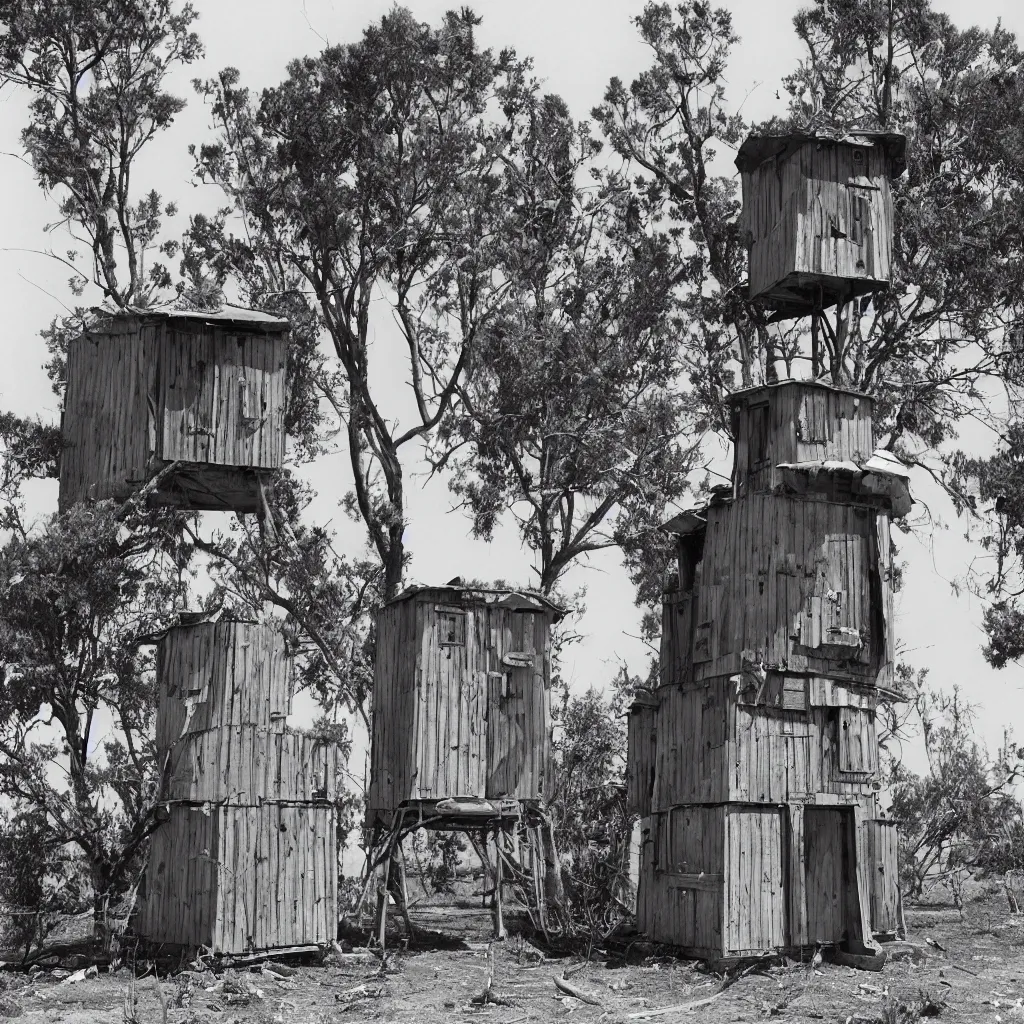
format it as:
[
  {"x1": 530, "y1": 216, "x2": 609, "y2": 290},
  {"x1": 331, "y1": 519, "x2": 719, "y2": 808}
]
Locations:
[
  {"x1": 59, "y1": 305, "x2": 341, "y2": 953},
  {"x1": 626, "y1": 131, "x2": 910, "y2": 960},
  {"x1": 137, "y1": 619, "x2": 339, "y2": 952},
  {"x1": 366, "y1": 585, "x2": 564, "y2": 944}
]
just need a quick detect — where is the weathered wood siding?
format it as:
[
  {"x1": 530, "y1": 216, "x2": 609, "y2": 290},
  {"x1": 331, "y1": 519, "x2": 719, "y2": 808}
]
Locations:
[
  {"x1": 660, "y1": 591, "x2": 695, "y2": 690},
  {"x1": 626, "y1": 696, "x2": 659, "y2": 817},
  {"x1": 59, "y1": 313, "x2": 287, "y2": 511},
  {"x1": 155, "y1": 621, "x2": 292, "y2": 758},
  {"x1": 651, "y1": 680, "x2": 730, "y2": 809},
  {"x1": 60, "y1": 320, "x2": 152, "y2": 507},
  {"x1": 730, "y1": 693, "x2": 880, "y2": 803},
  {"x1": 368, "y1": 591, "x2": 555, "y2": 818},
  {"x1": 166, "y1": 728, "x2": 340, "y2": 803},
  {"x1": 802, "y1": 806, "x2": 860, "y2": 945},
  {"x1": 494, "y1": 603, "x2": 550, "y2": 799},
  {"x1": 367, "y1": 598, "x2": 420, "y2": 816},
  {"x1": 155, "y1": 322, "x2": 286, "y2": 469},
  {"x1": 864, "y1": 818, "x2": 900, "y2": 935},
  {"x1": 141, "y1": 616, "x2": 341, "y2": 953},
  {"x1": 730, "y1": 383, "x2": 875, "y2": 495},
  {"x1": 637, "y1": 807, "x2": 725, "y2": 956},
  {"x1": 695, "y1": 494, "x2": 888, "y2": 685},
  {"x1": 139, "y1": 802, "x2": 336, "y2": 952},
  {"x1": 741, "y1": 140, "x2": 895, "y2": 303}
]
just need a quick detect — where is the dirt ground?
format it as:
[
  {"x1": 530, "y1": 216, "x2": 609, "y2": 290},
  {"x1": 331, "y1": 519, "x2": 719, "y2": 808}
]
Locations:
[{"x1": 2, "y1": 883, "x2": 1023, "y2": 1024}]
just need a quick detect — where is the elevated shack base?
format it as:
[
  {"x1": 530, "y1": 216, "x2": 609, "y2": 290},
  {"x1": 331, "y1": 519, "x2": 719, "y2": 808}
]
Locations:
[
  {"x1": 143, "y1": 460, "x2": 273, "y2": 513},
  {"x1": 363, "y1": 800, "x2": 561, "y2": 948}
]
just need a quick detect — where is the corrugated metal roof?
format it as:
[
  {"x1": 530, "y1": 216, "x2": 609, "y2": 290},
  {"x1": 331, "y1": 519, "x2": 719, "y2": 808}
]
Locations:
[
  {"x1": 88, "y1": 302, "x2": 290, "y2": 330},
  {"x1": 735, "y1": 131, "x2": 907, "y2": 176}
]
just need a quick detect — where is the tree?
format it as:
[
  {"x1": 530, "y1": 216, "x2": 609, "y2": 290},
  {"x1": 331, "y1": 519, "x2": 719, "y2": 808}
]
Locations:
[
  {"x1": 885, "y1": 676, "x2": 1024, "y2": 900},
  {"x1": 547, "y1": 667, "x2": 644, "y2": 937},
  {"x1": 437, "y1": 83, "x2": 699, "y2": 595},
  {"x1": 593, "y1": 1, "x2": 783, "y2": 419},
  {"x1": 0, "y1": 499, "x2": 188, "y2": 933},
  {"x1": 190, "y1": 8, "x2": 522, "y2": 600},
  {"x1": 0, "y1": 0, "x2": 202, "y2": 310},
  {"x1": 954, "y1": 420, "x2": 1024, "y2": 669}
]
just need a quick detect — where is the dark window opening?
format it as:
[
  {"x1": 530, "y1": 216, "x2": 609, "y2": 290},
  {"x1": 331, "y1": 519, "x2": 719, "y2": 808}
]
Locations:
[
  {"x1": 677, "y1": 531, "x2": 706, "y2": 592},
  {"x1": 748, "y1": 402, "x2": 771, "y2": 470}
]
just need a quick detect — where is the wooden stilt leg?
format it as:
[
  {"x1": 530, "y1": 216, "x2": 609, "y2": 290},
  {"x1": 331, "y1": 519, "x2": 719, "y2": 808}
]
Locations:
[
  {"x1": 394, "y1": 841, "x2": 414, "y2": 941},
  {"x1": 492, "y1": 827, "x2": 507, "y2": 941},
  {"x1": 373, "y1": 837, "x2": 394, "y2": 950}
]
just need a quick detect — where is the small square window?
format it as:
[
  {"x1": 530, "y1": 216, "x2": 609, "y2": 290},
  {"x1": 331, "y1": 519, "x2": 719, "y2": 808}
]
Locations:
[{"x1": 436, "y1": 608, "x2": 466, "y2": 646}]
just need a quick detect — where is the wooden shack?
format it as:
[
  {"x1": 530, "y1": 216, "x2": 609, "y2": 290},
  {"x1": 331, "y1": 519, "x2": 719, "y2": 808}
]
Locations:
[
  {"x1": 736, "y1": 132, "x2": 906, "y2": 318},
  {"x1": 368, "y1": 586, "x2": 564, "y2": 821},
  {"x1": 631, "y1": 381, "x2": 908, "y2": 960},
  {"x1": 366, "y1": 585, "x2": 564, "y2": 945},
  {"x1": 137, "y1": 619, "x2": 339, "y2": 953},
  {"x1": 59, "y1": 305, "x2": 289, "y2": 514}
]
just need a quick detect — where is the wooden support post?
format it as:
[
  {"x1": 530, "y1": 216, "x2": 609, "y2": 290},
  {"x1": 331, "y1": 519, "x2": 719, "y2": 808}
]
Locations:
[
  {"x1": 394, "y1": 841, "x2": 414, "y2": 941},
  {"x1": 811, "y1": 312, "x2": 820, "y2": 379},
  {"x1": 492, "y1": 826, "x2": 507, "y2": 941},
  {"x1": 833, "y1": 299, "x2": 850, "y2": 384},
  {"x1": 850, "y1": 802, "x2": 882, "y2": 955},
  {"x1": 373, "y1": 834, "x2": 396, "y2": 950}
]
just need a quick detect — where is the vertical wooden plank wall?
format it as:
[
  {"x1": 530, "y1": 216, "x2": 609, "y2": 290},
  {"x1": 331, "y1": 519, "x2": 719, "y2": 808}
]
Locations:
[
  {"x1": 626, "y1": 696, "x2": 659, "y2": 817},
  {"x1": 742, "y1": 140, "x2": 895, "y2": 302},
  {"x1": 141, "y1": 621, "x2": 338, "y2": 953},
  {"x1": 59, "y1": 321, "x2": 151, "y2": 509},
  {"x1": 695, "y1": 493, "x2": 880, "y2": 685},
  {"x1": 156, "y1": 323, "x2": 287, "y2": 470}
]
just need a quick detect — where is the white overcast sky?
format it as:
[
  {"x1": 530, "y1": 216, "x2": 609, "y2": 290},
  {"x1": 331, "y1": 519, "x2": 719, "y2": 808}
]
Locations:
[{"x1": 1, "y1": 0, "x2": 1022, "y2": 784}]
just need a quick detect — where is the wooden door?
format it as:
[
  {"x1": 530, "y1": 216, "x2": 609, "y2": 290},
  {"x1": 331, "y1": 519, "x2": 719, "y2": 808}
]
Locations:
[
  {"x1": 420, "y1": 603, "x2": 487, "y2": 798},
  {"x1": 864, "y1": 818, "x2": 900, "y2": 936},
  {"x1": 803, "y1": 807, "x2": 859, "y2": 945},
  {"x1": 486, "y1": 609, "x2": 544, "y2": 799},
  {"x1": 725, "y1": 807, "x2": 786, "y2": 955}
]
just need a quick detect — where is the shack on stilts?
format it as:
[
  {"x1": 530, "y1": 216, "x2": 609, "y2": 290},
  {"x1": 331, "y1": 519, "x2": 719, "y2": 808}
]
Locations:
[
  {"x1": 366, "y1": 584, "x2": 565, "y2": 945},
  {"x1": 59, "y1": 304, "x2": 289, "y2": 514},
  {"x1": 736, "y1": 130, "x2": 906, "y2": 376}
]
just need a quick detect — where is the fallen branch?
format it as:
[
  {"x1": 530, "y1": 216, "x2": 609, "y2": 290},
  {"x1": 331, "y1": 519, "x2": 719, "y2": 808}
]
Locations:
[
  {"x1": 627, "y1": 991, "x2": 726, "y2": 1019},
  {"x1": 473, "y1": 944, "x2": 514, "y2": 1007},
  {"x1": 553, "y1": 973, "x2": 603, "y2": 1006},
  {"x1": 950, "y1": 963, "x2": 979, "y2": 978}
]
